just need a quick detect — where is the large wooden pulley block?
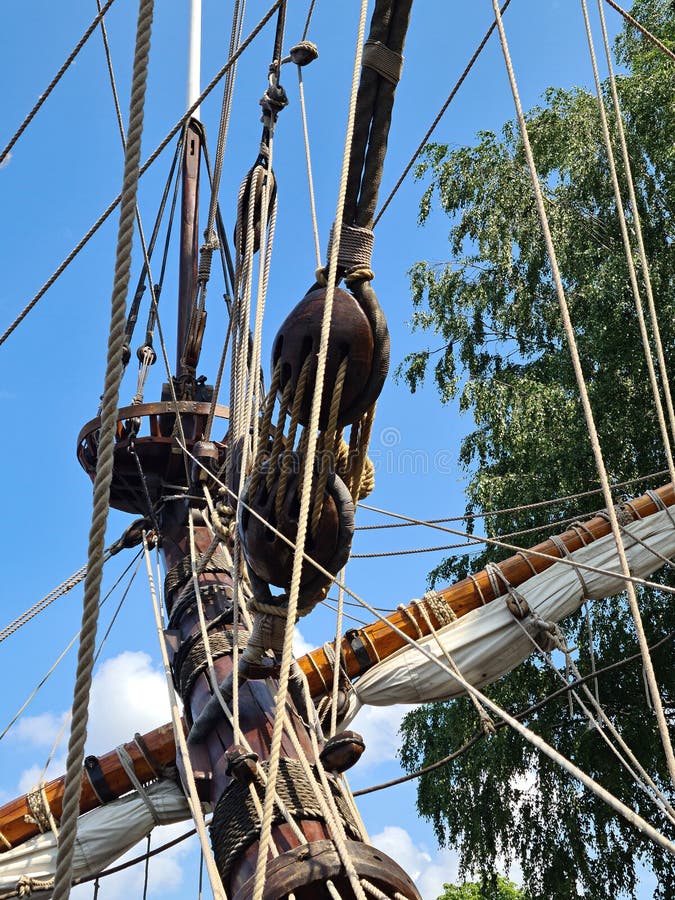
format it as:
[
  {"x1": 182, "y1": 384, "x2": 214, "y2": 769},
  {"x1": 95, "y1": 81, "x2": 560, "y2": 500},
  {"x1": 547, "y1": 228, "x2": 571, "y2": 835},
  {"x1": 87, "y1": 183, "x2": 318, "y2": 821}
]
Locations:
[
  {"x1": 239, "y1": 457, "x2": 354, "y2": 600},
  {"x1": 272, "y1": 286, "x2": 381, "y2": 429}
]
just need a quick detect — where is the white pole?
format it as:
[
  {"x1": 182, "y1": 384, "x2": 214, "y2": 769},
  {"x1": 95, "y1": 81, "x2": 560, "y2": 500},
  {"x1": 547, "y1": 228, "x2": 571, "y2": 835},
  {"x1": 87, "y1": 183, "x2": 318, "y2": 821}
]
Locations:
[{"x1": 187, "y1": 0, "x2": 202, "y2": 118}]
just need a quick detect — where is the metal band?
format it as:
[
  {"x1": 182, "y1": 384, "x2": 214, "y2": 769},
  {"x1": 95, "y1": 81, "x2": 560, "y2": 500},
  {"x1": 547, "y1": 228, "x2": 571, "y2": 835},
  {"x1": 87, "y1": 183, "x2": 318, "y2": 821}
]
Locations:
[
  {"x1": 84, "y1": 755, "x2": 116, "y2": 804},
  {"x1": 344, "y1": 628, "x2": 373, "y2": 672}
]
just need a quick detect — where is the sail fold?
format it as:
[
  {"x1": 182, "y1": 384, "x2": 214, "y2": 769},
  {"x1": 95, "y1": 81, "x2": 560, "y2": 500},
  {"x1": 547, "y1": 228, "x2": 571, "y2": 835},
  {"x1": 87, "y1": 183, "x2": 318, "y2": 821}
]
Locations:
[
  {"x1": 342, "y1": 508, "x2": 675, "y2": 723},
  {"x1": 0, "y1": 779, "x2": 190, "y2": 894}
]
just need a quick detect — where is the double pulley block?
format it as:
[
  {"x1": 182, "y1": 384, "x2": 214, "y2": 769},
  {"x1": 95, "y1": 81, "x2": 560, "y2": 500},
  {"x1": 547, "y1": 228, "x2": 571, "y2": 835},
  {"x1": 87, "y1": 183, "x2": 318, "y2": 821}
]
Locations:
[{"x1": 239, "y1": 273, "x2": 389, "y2": 612}]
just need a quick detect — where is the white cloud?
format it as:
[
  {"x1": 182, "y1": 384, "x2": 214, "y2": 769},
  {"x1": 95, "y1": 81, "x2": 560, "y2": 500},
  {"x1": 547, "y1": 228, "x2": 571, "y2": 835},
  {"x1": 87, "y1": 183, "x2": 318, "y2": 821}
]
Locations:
[
  {"x1": 85, "y1": 651, "x2": 171, "y2": 755},
  {"x1": 10, "y1": 712, "x2": 68, "y2": 748},
  {"x1": 293, "y1": 626, "x2": 316, "y2": 657},
  {"x1": 371, "y1": 824, "x2": 461, "y2": 900},
  {"x1": 351, "y1": 703, "x2": 407, "y2": 766}
]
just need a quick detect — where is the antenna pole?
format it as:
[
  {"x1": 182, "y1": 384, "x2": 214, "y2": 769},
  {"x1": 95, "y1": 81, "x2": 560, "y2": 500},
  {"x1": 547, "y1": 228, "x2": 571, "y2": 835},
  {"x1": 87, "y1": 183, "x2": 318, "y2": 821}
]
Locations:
[{"x1": 187, "y1": 0, "x2": 202, "y2": 118}]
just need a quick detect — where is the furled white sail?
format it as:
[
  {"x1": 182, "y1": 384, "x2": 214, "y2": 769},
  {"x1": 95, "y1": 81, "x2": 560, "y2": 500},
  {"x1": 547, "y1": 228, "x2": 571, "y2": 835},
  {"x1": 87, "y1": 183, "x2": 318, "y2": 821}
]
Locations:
[
  {"x1": 342, "y1": 507, "x2": 675, "y2": 723},
  {"x1": 0, "y1": 779, "x2": 190, "y2": 895}
]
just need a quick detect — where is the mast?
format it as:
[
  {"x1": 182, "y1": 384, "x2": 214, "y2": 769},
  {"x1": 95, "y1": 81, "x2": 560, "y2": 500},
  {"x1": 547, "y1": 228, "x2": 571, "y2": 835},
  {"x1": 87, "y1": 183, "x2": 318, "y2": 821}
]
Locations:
[{"x1": 68, "y1": 3, "x2": 421, "y2": 892}]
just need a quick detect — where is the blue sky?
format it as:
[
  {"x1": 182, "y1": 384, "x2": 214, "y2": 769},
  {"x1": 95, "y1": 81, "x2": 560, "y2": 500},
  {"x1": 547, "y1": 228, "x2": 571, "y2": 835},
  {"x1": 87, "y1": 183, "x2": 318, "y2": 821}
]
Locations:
[{"x1": 0, "y1": 1, "x2": 660, "y2": 898}]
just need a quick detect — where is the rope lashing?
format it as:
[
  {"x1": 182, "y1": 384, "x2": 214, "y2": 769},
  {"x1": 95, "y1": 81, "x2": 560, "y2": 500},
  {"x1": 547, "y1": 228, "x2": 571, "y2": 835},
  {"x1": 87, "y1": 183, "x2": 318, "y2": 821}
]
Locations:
[
  {"x1": 24, "y1": 785, "x2": 58, "y2": 837},
  {"x1": 361, "y1": 39, "x2": 403, "y2": 84}
]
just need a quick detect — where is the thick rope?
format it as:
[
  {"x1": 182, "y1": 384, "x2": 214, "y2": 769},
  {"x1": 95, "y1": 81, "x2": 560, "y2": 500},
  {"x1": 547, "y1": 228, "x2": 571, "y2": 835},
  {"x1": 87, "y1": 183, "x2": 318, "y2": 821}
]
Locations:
[
  {"x1": 51, "y1": 4, "x2": 155, "y2": 896},
  {"x1": 580, "y1": 0, "x2": 675, "y2": 484},
  {"x1": 250, "y1": 3, "x2": 371, "y2": 897},
  {"x1": 491, "y1": 0, "x2": 675, "y2": 789}
]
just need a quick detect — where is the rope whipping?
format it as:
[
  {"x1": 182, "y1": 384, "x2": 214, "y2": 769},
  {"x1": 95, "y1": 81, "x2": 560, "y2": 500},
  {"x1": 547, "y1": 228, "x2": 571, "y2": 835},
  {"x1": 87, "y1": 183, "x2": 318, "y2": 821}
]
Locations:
[{"x1": 51, "y1": 2, "x2": 155, "y2": 896}]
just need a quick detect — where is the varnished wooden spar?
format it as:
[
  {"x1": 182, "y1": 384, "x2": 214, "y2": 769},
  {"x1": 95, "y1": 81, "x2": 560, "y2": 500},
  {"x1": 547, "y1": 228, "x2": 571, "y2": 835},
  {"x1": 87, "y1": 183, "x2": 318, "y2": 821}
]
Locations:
[
  {"x1": 297, "y1": 481, "x2": 675, "y2": 695},
  {"x1": 0, "y1": 722, "x2": 178, "y2": 851},
  {"x1": 2, "y1": 481, "x2": 671, "y2": 853}
]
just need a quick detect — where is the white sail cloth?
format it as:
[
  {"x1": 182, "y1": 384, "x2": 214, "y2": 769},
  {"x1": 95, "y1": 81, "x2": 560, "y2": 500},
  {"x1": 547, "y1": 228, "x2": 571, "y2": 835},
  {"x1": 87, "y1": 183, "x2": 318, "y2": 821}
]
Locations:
[
  {"x1": 341, "y1": 507, "x2": 675, "y2": 724},
  {"x1": 0, "y1": 779, "x2": 190, "y2": 895}
]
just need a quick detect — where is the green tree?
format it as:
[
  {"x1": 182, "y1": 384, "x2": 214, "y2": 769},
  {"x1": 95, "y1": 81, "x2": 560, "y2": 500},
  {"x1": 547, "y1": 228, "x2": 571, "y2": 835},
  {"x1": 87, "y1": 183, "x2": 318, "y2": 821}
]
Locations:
[
  {"x1": 438, "y1": 875, "x2": 529, "y2": 900},
  {"x1": 398, "y1": 3, "x2": 675, "y2": 898}
]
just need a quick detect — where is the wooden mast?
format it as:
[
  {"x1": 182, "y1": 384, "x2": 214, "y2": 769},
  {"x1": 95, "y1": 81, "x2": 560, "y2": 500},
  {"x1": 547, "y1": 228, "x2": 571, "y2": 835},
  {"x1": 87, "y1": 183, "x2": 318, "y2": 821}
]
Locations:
[{"x1": 61, "y1": 74, "x2": 421, "y2": 891}]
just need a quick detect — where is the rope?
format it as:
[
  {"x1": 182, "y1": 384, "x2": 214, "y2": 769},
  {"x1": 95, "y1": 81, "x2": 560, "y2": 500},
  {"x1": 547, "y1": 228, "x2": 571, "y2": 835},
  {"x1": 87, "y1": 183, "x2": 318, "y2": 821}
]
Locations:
[
  {"x1": 190, "y1": 443, "x2": 675, "y2": 847},
  {"x1": 0, "y1": 0, "x2": 118, "y2": 165},
  {"x1": 507, "y1": 604, "x2": 675, "y2": 826},
  {"x1": 341, "y1": 555, "x2": 675, "y2": 856},
  {"x1": 250, "y1": 2, "x2": 371, "y2": 896},
  {"x1": 580, "y1": 0, "x2": 675, "y2": 485},
  {"x1": 51, "y1": 4, "x2": 155, "y2": 896},
  {"x1": 414, "y1": 599, "x2": 495, "y2": 736},
  {"x1": 0, "y1": 1, "x2": 282, "y2": 350},
  {"x1": 602, "y1": 0, "x2": 675, "y2": 62},
  {"x1": 114, "y1": 745, "x2": 161, "y2": 825},
  {"x1": 0, "y1": 566, "x2": 87, "y2": 644},
  {"x1": 203, "y1": 0, "x2": 247, "y2": 245},
  {"x1": 1, "y1": 553, "x2": 141, "y2": 743},
  {"x1": 595, "y1": 0, "x2": 675, "y2": 467},
  {"x1": 491, "y1": 0, "x2": 675, "y2": 789},
  {"x1": 353, "y1": 630, "x2": 675, "y2": 797},
  {"x1": 296, "y1": 61, "x2": 322, "y2": 268},
  {"x1": 95, "y1": 0, "x2": 162, "y2": 387},
  {"x1": 374, "y1": 0, "x2": 512, "y2": 226},
  {"x1": 330, "y1": 571, "x2": 346, "y2": 738}
]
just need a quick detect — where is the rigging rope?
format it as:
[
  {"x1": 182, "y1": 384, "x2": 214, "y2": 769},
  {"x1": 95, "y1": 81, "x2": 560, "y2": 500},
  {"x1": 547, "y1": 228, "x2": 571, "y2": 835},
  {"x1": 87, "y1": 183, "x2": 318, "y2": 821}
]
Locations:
[
  {"x1": 374, "y1": 0, "x2": 512, "y2": 227},
  {"x1": 51, "y1": 2, "x2": 155, "y2": 896},
  {"x1": 595, "y1": 0, "x2": 675, "y2": 459},
  {"x1": 489, "y1": 0, "x2": 675, "y2": 790},
  {"x1": 250, "y1": 2, "x2": 371, "y2": 895},
  {"x1": 580, "y1": 0, "x2": 675, "y2": 485},
  {"x1": 352, "y1": 629, "x2": 675, "y2": 797},
  {"x1": 0, "y1": 1, "x2": 283, "y2": 349},
  {"x1": 0, "y1": 0, "x2": 118, "y2": 166},
  {"x1": 143, "y1": 535, "x2": 227, "y2": 900},
  {"x1": 602, "y1": 0, "x2": 675, "y2": 62}
]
